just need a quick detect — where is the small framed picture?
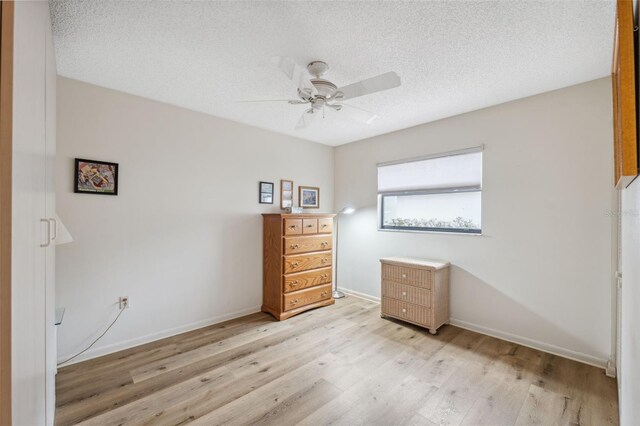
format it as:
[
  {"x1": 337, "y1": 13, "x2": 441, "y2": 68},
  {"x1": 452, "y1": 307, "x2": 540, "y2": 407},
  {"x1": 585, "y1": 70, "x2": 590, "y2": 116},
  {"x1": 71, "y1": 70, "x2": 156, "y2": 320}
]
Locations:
[
  {"x1": 299, "y1": 186, "x2": 319, "y2": 209},
  {"x1": 259, "y1": 181, "x2": 274, "y2": 204},
  {"x1": 280, "y1": 179, "x2": 293, "y2": 210},
  {"x1": 74, "y1": 158, "x2": 119, "y2": 195}
]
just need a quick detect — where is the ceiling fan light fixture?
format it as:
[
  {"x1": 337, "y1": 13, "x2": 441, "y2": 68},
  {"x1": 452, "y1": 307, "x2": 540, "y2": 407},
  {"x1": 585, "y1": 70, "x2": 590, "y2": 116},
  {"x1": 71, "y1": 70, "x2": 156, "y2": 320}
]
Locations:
[{"x1": 260, "y1": 58, "x2": 401, "y2": 129}]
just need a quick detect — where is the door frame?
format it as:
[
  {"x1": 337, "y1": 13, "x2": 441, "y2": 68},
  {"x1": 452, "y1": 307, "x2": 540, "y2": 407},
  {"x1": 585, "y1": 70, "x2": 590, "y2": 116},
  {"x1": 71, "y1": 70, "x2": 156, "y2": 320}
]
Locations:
[{"x1": 0, "y1": 1, "x2": 13, "y2": 424}]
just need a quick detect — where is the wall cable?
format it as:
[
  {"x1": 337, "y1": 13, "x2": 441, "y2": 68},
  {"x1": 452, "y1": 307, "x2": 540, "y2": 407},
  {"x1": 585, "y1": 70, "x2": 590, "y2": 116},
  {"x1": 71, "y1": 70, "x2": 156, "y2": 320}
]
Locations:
[{"x1": 57, "y1": 307, "x2": 126, "y2": 366}]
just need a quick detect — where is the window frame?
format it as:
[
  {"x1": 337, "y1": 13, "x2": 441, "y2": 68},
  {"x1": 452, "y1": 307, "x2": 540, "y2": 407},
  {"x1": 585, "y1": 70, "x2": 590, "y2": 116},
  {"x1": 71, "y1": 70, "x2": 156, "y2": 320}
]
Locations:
[{"x1": 377, "y1": 147, "x2": 483, "y2": 235}]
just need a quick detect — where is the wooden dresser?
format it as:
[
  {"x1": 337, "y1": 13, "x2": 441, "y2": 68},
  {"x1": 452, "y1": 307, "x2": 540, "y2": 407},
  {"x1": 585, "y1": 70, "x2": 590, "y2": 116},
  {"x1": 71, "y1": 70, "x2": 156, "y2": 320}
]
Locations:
[
  {"x1": 380, "y1": 257, "x2": 450, "y2": 334},
  {"x1": 262, "y1": 213, "x2": 336, "y2": 320}
]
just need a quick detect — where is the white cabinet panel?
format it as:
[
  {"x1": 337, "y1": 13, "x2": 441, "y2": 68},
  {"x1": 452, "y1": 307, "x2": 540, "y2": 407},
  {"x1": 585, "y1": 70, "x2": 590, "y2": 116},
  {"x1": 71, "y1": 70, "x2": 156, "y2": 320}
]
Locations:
[
  {"x1": 44, "y1": 14, "x2": 57, "y2": 426},
  {"x1": 12, "y1": 1, "x2": 56, "y2": 424}
]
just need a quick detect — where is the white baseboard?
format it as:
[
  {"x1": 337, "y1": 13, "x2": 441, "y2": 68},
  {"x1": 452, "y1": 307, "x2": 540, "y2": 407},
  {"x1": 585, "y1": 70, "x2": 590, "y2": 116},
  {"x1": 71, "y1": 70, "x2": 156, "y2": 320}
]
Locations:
[
  {"x1": 340, "y1": 288, "x2": 380, "y2": 303},
  {"x1": 57, "y1": 305, "x2": 262, "y2": 366},
  {"x1": 341, "y1": 287, "x2": 608, "y2": 370},
  {"x1": 449, "y1": 318, "x2": 608, "y2": 369},
  {"x1": 605, "y1": 359, "x2": 617, "y2": 378}
]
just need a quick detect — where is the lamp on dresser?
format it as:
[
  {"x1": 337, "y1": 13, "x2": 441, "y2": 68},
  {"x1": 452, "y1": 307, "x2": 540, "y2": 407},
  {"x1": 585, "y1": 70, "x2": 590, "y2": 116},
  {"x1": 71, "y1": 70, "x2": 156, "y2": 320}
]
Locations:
[{"x1": 333, "y1": 205, "x2": 355, "y2": 299}]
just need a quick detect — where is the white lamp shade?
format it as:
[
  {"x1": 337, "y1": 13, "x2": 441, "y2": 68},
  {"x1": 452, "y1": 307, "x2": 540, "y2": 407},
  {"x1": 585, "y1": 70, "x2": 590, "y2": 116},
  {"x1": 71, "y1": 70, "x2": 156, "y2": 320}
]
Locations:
[
  {"x1": 340, "y1": 206, "x2": 356, "y2": 215},
  {"x1": 55, "y1": 214, "x2": 73, "y2": 245}
]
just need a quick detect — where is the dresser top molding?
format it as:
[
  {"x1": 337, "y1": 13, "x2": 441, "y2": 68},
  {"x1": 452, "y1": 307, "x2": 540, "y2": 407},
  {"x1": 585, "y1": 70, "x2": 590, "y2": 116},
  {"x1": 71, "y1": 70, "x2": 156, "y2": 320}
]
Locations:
[
  {"x1": 380, "y1": 257, "x2": 450, "y2": 270},
  {"x1": 262, "y1": 213, "x2": 337, "y2": 218}
]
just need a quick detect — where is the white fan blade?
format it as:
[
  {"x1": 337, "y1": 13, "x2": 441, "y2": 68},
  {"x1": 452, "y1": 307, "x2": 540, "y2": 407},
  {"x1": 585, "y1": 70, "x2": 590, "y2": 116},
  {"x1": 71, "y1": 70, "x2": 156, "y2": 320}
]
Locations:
[
  {"x1": 295, "y1": 109, "x2": 317, "y2": 130},
  {"x1": 273, "y1": 56, "x2": 318, "y2": 98},
  {"x1": 337, "y1": 71, "x2": 401, "y2": 101},
  {"x1": 339, "y1": 104, "x2": 379, "y2": 124},
  {"x1": 236, "y1": 99, "x2": 308, "y2": 104}
]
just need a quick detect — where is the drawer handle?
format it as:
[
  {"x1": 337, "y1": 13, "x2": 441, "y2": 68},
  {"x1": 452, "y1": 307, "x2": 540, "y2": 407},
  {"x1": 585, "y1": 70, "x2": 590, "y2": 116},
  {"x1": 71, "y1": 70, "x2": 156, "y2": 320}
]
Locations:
[
  {"x1": 402, "y1": 273, "x2": 407, "y2": 279},
  {"x1": 306, "y1": 224, "x2": 314, "y2": 228},
  {"x1": 320, "y1": 241, "x2": 328, "y2": 247},
  {"x1": 288, "y1": 225, "x2": 297, "y2": 229},
  {"x1": 321, "y1": 258, "x2": 328, "y2": 264},
  {"x1": 321, "y1": 291, "x2": 328, "y2": 296},
  {"x1": 290, "y1": 280, "x2": 299, "y2": 287},
  {"x1": 402, "y1": 308, "x2": 407, "y2": 313},
  {"x1": 291, "y1": 262, "x2": 299, "y2": 268},
  {"x1": 321, "y1": 274, "x2": 328, "y2": 279},
  {"x1": 402, "y1": 291, "x2": 407, "y2": 296},
  {"x1": 290, "y1": 244, "x2": 299, "y2": 249},
  {"x1": 291, "y1": 299, "x2": 299, "y2": 305}
]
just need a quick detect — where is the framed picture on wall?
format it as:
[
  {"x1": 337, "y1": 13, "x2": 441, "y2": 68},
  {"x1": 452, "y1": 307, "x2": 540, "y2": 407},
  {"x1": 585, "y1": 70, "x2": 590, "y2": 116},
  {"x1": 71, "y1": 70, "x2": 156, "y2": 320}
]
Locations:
[
  {"x1": 280, "y1": 179, "x2": 293, "y2": 209},
  {"x1": 259, "y1": 181, "x2": 274, "y2": 204},
  {"x1": 299, "y1": 186, "x2": 319, "y2": 208},
  {"x1": 74, "y1": 158, "x2": 119, "y2": 195}
]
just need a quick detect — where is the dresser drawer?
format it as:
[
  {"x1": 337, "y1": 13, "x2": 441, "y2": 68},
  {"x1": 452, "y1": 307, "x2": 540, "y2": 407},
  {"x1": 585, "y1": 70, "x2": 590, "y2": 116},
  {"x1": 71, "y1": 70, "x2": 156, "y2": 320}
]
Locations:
[
  {"x1": 382, "y1": 281, "x2": 431, "y2": 306},
  {"x1": 381, "y1": 298, "x2": 432, "y2": 327},
  {"x1": 283, "y1": 252, "x2": 332, "y2": 274},
  {"x1": 284, "y1": 267, "x2": 332, "y2": 293},
  {"x1": 284, "y1": 218, "x2": 303, "y2": 236},
  {"x1": 302, "y1": 219, "x2": 318, "y2": 234},
  {"x1": 284, "y1": 284, "x2": 332, "y2": 311},
  {"x1": 284, "y1": 235, "x2": 332, "y2": 255},
  {"x1": 381, "y1": 264, "x2": 432, "y2": 289},
  {"x1": 318, "y1": 218, "x2": 333, "y2": 234}
]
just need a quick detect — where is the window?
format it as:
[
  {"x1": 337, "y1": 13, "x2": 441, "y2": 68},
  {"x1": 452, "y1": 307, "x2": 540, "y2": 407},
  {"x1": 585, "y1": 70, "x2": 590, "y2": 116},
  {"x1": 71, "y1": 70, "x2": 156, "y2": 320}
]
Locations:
[{"x1": 378, "y1": 148, "x2": 482, "y2": 234}]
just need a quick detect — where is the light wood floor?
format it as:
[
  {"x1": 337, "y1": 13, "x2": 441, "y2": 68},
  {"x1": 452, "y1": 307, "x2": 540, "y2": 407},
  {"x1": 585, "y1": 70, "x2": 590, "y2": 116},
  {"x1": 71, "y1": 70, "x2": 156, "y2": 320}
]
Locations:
[{"x1": 55, "y1": 297, "x2": 618, "y2": 425}]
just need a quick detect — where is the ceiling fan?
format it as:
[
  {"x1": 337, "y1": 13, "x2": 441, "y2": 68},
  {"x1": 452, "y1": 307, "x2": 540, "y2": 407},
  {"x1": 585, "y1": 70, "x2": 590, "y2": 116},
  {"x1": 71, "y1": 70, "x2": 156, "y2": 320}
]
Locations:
[{"x1": 242, "y1": 58, "x2": 401, "y2": 129}]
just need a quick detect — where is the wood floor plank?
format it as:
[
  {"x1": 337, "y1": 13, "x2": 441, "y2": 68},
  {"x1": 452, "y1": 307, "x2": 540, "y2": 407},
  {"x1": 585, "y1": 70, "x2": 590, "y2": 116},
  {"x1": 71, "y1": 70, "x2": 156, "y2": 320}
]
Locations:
[
  {"x1": 130, "y1": 323, "x2": 295, "y2": 383},
  {"x1": 56, "y1": 314, "x2": 273, "y2": 403},
  {"x1": 249, "y1": 379, "x2": 342, "y2": 426},
  {"x1": 299, "y1": 350, "x2": 430, "y2": 425},
  {"x1": 55, "y1": 297, "x2": 619, "y2": 426},
  {"x1": 135, "y1": 313, "x2": 379, "y2": 424},
  {"x1": 67, "y1": 316, "x2": 359, "y2": 425},
  {"x1": 373, "y1": 375, "x2": 439, "y2": 426},
  {"x1": 404, "y1": 412, "x2": 438, "y2": 426},
  {"x1": 514, "y1": 384, "x2": 573, "y2": 425},
  {"x1": 58, "y1": 312, "x2": 268, "y2": 377},
  {"x1": 192, "y1": 353, "x2": 342, "y2": 425},
  {"x1": 418, "y1": 362, "x2": 497, "y2": 425},
  {"x1": 55, "y1": 302, "x2": 369, "y2": 425}
]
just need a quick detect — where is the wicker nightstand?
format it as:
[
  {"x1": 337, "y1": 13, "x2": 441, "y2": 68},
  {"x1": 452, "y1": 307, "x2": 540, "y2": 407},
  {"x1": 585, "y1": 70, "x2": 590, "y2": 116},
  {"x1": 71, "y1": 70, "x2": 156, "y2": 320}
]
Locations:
[{"x1": 380, "y1": 257, "x2": 450, "y2": 335}]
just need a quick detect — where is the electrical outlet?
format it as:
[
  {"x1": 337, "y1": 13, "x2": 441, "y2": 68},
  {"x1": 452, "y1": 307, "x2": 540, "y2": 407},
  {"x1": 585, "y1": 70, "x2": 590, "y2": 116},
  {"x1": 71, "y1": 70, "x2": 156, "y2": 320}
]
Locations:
[{"x1": 119, "y1": 296, "x2": 130, "y2": 309}]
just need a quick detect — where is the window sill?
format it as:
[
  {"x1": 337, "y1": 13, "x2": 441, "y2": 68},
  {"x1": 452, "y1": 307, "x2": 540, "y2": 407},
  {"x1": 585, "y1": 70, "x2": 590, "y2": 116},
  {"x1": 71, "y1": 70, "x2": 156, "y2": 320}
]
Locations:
[{"x1": 377, "y1": 228, "x2": 485, "y2": 236}]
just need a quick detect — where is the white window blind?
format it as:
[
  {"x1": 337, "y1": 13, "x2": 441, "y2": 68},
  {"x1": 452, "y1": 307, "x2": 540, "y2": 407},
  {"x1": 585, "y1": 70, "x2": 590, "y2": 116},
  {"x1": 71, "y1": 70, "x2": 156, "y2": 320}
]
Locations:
[
  {"x1": 377, "y1": 148, "x2": 483, "y2": 234},
  {"x1": 378, "y1": 150, "x2": 482, "y2": 193}
]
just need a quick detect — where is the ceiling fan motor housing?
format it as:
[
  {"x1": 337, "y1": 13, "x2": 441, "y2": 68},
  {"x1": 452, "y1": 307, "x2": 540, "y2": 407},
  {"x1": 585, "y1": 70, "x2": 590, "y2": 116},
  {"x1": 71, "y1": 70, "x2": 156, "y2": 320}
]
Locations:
[
  {"x1": 312, "y1": 79, "x2": 337, "y2": 98},
  {"x1": 296, "y1": 61, "x2": 341, "y2": 102}
]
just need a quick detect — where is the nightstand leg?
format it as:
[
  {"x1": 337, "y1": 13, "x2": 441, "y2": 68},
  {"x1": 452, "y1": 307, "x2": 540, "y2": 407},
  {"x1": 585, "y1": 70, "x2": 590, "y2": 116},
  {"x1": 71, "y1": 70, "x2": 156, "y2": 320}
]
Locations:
[{"x1": 428, "y1": 328, "x2": 437, "y2": 335}]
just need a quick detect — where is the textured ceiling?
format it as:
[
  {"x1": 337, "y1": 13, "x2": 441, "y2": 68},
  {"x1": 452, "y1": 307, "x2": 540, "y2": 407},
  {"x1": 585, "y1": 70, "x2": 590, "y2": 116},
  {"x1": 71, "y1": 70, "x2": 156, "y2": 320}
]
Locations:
[{"x1": 50, "y1": 0, "x2": 615, "y2": 146}]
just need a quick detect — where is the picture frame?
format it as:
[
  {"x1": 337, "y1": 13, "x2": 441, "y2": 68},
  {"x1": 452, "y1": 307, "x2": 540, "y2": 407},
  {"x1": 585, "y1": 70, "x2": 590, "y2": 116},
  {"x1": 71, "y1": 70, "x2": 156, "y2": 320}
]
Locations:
[
  {"x1": 74, "y1": 158, "x2": 119, "y2": 195},
  {"x1": 299, "y1": 186, "x2": 320, "y2": 209},
  {"x1": 280, "y1": 179, "x2": 293, "y2": 210},
  {"x1": 259, "y1": 181, "x2": 274, "y2": 204}
]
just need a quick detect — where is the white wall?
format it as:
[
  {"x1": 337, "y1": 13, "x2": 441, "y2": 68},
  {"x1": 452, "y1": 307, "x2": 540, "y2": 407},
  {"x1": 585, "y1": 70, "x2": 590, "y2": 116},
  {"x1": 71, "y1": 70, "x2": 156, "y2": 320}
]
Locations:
[
  {"x1": 55, "y1": 77, "x2": 334, "y2": 363},
  {"x1": 334, "y1": 78, "x2": 615, "y2": 366},
  {"x1": 620, "y1": 180, "x2": 640, "y2": 426}
]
